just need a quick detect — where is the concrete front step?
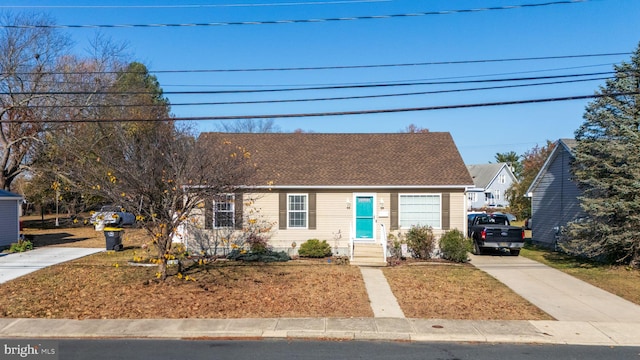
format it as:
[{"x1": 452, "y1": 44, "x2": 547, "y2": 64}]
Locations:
[{"x1": 352, "y1": 243, "x2": 386, "y2": 267}]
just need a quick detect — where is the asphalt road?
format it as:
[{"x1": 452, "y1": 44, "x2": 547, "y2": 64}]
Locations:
[{"x1": 9, "y1": 339, "x2": 638, "y2": 360}]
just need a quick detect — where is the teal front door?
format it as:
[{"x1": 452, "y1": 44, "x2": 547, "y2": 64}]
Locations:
[{"x1": 355, "y1": 196, "x2": 374, "y2": 239}]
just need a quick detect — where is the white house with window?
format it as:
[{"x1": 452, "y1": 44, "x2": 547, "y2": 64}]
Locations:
[
  {"x1": 190, "y1": 132, "x2": 474, "y2": 265},
  {"x1": 466, "y1": 163, "x2": 517, "y2": 209}
]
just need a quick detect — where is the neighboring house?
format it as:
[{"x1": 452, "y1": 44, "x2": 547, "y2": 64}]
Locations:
[
  {"x1": 186, "y1": 132, "x2": 474, "y2": 265},
  {"x1": 526, "y1": 139, "x2": 584, "y2": 248},
  {"x1": 0, "y1": 190, "x2": 23, "y2": 250},
  {"x1": 466, "y1": 163, "x2": 517, "y2": 209}
]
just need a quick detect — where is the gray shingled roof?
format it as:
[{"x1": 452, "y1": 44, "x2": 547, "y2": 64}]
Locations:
[
  {"x1": 0, "y1": 190, "x2": 22, "y2": 199},
  {"x1": 466, "y1": 163, "x2": 507, "y2": 188},
  {"x1": 198, "y1": 132, "x2": 474, "y2": 187}
]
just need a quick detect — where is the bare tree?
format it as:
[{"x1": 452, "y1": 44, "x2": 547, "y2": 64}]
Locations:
[
  {"x1": 217, "y1": 119, "x2": 280, "y2": 133},
  {"x1": 59, "y1": 64, "x2": 257, "y2": 279},
  {"x1": 0, "y1": 12, "x2": 71, "y2": 190}
]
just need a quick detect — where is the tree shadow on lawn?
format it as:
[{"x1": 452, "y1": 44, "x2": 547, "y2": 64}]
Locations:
[{"x1": 27, "y1": 233, "x2": 91, "y2": 247}]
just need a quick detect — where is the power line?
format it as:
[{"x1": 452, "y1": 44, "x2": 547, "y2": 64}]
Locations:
[
  {"x1": 10, "y1": 76, "x2": 610, "y2": 108},
  {"x1": 0, "y1": 71, "x2": 615, "y2": 96},
  {"x1": 0, "y1": 0, "x2": 391, "y2": 9},
  {"x1": 1, "y1": 53, "x2": 625, "y2": 77},
  {"x1": 5, "y1": 91, "x2": 637, "y2": 123},
  {"x1": 0, "y1": 0, "x2": 591, "y2": 29}
]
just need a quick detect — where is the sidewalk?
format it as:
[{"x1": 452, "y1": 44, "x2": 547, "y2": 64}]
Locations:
[
  {"x1": 1, "y1": 317, "x2": 639, "y2": 346},
  {"x1": 1, "y1": 247, "x2": 640, "y2": 346}
]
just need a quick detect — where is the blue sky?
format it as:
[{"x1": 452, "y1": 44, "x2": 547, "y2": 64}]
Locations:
[{"x1": 2, "y1": 0, "x2": 639, "y2": 164}]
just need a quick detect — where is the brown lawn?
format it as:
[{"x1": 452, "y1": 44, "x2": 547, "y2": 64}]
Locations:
[{"x1": 0, "y1": 216, "x2": 552, "y2": 320}]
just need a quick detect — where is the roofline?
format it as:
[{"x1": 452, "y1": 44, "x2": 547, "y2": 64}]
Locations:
[
  {"x1": 245, "y1": 184, "x2": 475, "y2": 190},
  {"x1": 484, "y1": 163, "x2": 518, "y2": 188},
  {"x1": 526, "y1": 139, "x2": 575, "y2": 196}
]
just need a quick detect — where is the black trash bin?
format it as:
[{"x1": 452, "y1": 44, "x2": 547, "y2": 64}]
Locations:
[{"x1": 104, "y1": 227, "x2": 124, "y2": 251}]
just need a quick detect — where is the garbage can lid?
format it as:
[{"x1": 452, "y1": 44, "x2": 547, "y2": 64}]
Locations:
[{"x1": 103, "y1": 227, "x2": 124, "y2": 231}]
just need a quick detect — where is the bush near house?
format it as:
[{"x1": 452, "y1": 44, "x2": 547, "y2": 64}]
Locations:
[
  {"x1": 405, "y1": 225, "x2": 436, "y2": 259},
  {"x1": 298, "y1": 239, "x2": 332, "y2": 258},
  {"x1": 439, "y1": 229, "x2": 472, "y2": 263}
]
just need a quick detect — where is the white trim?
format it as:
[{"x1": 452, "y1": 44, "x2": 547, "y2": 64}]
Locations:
[
  {"x1": 526, "y1": 139, "x2": 574, "y2": 196},
  {"x1": 398, "y1": 193, "x2": 442, "y2": 230},
  {"x1": 286, "y1": 193, "x2": 308, "y2": 230},
  {"x1": 353, "y1": 193, "x2": 376, "y2": 242},
  {"x1": 213, "y1": 193, "x2": 235, "y2": 229}
]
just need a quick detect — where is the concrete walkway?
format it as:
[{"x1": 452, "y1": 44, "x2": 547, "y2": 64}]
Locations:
[
  {"x1": 0, "y1": 247, "x2": 104, "y2": 284},
  {"x1": 469, "y1": 254, "x2": 640, "y2": 322},
  {"x1": 359, "y1": 267, "x2": 405, "y2": 318}
]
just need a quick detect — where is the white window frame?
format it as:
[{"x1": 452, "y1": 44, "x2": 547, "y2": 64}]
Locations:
[
  {"x1": 398, "y1": 193, "x2": 442, "y2": 230},
  {"x1": 499, "y1": 174, "x2": 506, "y2": 184},
  {"x1": 494, "y1": 189, "x2": 501, "y2": 201},
  {"x1": 213, "y1": 194, "x2": 235, "y2": 229},
  {"x1": 467, "y1": 192, "x2": 477, "y2": 202},
  {"x1": 287, "y1": 193, "x2": 308, "y2": 229}
]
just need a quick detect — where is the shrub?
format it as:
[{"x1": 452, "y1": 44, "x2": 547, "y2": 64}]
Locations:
[
  {"x1": 227, "y1": 249, "x2": 290, "y2": 262},
  {"x1": 298, "y1": 239, "x2": 332, "y2": 258},
  {"x1": 405, "y1": 225, "x2": 435, "y2": 259},
  {"x1": 439, "y1": 229, "x2": 472, "y2": 263},
  {"x1": 246, "y1": 233, "x2": 271, "y2": 254},
  {"x1": 9, "y1": 239, "x2": 33, "y2": 253}
]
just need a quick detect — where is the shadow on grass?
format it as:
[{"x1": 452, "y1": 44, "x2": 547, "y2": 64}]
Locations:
[
  {"x1": 523, "y1": 242, "x2": 602, "y2": 269},
  {"x1": 27, "y1": 233, "x2": 91, "y2": 248}
]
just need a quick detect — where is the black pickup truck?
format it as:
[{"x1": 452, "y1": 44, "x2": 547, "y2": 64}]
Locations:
[{"x1": 468, "y1": 213, "x2": 524, "y2": 256}]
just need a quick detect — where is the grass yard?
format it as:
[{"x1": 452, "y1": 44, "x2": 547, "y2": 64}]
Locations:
[
  {"x1": 0, "y1": 215, "x2": 553, "y2": 320},
  {"x1": 384, "y1": 264, "x2": 553, "y2": 320},
  {"x1": 521, "y1": 246, "x2": 640, "y2": 306}
]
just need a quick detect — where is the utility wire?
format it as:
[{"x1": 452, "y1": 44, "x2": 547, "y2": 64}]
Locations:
[
  {"x1": 3, "y1": 53, "x2": 623, "y2": 76},
  {"x1": 5, "y1": 91, "x2": 637, "y2": 123},
  {"x1": 0, "y1": 0, "x2": 391, "y2": 9},
  {"x1": 0, "y1": 0, "x2": 591, "y2": 29},
  {"x1": 0, "y1": 71, "x2": 615, "y2": 96},
  {"x1": 10, "y1": 76, "x2": 609, "y2": 108}
]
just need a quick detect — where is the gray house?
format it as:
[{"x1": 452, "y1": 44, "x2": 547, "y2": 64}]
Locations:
[
  {"x1": 526, "y1": 139, "x2": 584, "y2": 248},
  {"x1": 0, "y1": 190, "x2": 23, "y2": 250},
  {"x1": 466, "y1": 163, "x2": 517, "y2": 209}
]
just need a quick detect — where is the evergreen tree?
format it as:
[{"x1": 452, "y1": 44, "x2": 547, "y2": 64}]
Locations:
[
  {"x1": 495, "y1": 151, "x2": 523, "y2": 179},
  {"x1": 564, "y1": 43, "x2": 640, "y2": 267}
]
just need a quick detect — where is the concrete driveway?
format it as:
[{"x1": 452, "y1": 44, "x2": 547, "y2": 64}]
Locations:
[
  {"x1": 469, "y1": 254, "x2": 640, "y2": 322},
  {"x1": 0, "y1": 247, "x2": 103, "y2": 284}
]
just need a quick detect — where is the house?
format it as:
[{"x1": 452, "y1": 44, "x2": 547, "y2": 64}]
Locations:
[
  {"x1": 526, "y1": 139, "x2": 584, "y2": 248},
  {"x1": 0, "y1": 189, "x2": 23, "y2": 250},
  {"x1": 188, "y1": 132, "x2": 474, "y2": 265},
  {"x1": 465, "y1": 163, "x2": 517, "y2": 209}
]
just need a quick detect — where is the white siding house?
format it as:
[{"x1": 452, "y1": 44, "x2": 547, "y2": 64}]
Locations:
[{"x1": 466, "y1": 163, "x2": 517, "y2": 210}]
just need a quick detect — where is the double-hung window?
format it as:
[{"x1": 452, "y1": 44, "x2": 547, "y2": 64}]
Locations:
[
  {"x1": 287, "y1": 194, "x2": 308, "y2": 228},
  {"x1": 399, "y1": 194, "x2": 441, "y2": 229},
  {"x1": 214, "y1": 194, "x2": 235, "y2": 228}
]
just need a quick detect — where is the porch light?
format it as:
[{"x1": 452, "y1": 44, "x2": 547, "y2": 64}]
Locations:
[
  {"x1": 379, "y1": 198, "x2": 385, "y2": 209},
  {"x1": 346, "y1": 198, "x2": 351, "y2": 209}
]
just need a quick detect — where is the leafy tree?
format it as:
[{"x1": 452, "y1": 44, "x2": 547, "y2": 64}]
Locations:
[
  {"x1": 0, "y1": 13, "x2": 71, "y2": 190},
  {"x1": 505, "y1": 141, "x2": 555, "y2": 220},
  {"x1": 563, "y1": 44, "x2": 640, "y2": 268},
  {"x1": 494, "y1": 151, "x2": 523, "y2": 179}
]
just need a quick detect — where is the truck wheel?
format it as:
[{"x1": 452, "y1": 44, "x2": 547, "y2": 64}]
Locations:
[
  {"x1": 473, "y1": 242, "x2": 483, "y2": 255},
  {"x1": 510, "y1": 249, "x2": 520, "y2": 256}
]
